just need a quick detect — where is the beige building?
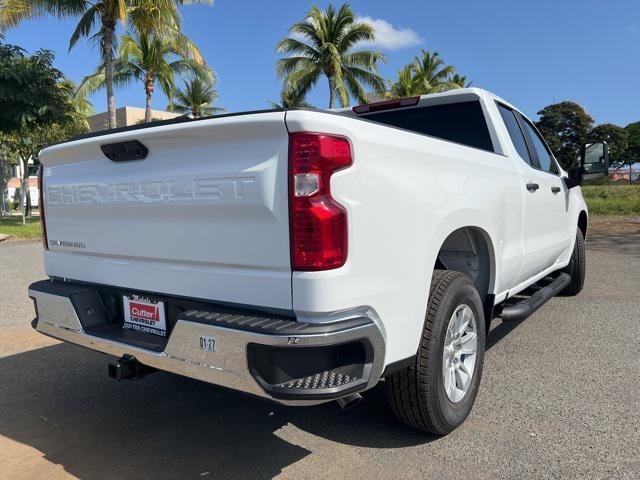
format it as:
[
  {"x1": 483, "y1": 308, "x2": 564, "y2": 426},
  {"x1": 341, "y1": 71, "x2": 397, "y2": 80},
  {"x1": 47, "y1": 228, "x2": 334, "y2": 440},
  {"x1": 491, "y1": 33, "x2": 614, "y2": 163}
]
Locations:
[{"x1": 87, "y1": 106, "x2": 183, "y2": 132}]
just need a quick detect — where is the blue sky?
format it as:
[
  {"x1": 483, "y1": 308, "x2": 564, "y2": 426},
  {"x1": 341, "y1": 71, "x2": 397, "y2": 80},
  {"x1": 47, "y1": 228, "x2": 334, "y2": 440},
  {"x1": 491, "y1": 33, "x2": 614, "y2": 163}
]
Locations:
[{"x1": 4, "y1": 0, "x2": 640, "y2": 126}]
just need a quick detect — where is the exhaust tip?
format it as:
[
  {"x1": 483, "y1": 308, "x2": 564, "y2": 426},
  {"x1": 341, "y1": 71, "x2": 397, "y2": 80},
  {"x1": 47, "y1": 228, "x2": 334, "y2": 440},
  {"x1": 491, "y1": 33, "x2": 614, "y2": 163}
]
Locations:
[{"x1": 336, "y1": 393, "x2": 362, "y2": 410}]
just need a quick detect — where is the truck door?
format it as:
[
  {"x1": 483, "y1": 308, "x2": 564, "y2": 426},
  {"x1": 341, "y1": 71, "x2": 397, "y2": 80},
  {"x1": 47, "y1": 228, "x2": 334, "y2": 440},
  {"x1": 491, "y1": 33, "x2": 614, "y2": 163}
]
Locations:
[
  {"x1": 496, "y1": 105, "x2": 568, "y2": 285},
  {"x1": 517, "y1": 115, "x2": 571, "y2": 269}
]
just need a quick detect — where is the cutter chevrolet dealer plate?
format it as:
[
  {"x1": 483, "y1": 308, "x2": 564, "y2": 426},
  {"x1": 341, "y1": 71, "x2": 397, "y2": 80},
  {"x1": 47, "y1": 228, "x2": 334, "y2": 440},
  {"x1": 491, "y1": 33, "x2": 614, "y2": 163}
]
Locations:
[{"x1": 122, "y1": 294, "x2": 167, "y2": 337}]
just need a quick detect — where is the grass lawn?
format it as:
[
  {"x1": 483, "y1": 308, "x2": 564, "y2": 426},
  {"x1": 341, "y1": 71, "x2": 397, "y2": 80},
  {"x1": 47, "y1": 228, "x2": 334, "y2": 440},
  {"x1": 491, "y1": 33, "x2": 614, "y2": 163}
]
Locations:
[
  {"x1": 582, "y1": 184, "x2": 640, "y2": 216},
  {"x1": 0, "y1": 216, "x2": 42, "y2": 240}
]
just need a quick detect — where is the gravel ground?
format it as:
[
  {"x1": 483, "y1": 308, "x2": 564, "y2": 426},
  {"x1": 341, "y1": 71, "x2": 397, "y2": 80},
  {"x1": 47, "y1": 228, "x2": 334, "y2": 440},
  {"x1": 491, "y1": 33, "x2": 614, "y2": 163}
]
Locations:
[{"x1": 0, "y1": 240, "x2": 638, "y2": 480}]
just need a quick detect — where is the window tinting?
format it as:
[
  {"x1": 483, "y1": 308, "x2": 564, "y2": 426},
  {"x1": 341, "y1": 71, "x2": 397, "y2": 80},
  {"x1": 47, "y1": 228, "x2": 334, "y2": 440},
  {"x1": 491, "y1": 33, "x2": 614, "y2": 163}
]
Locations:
[
  {"x1": 520, "y1": 119, "x2": 558, "y2": 174},
  {"x1": 363, "y1": 100, "x2": 494, "y2": 152},
  {"x1": 497, "y1": 104, "x2": 532, "y2": 165}
]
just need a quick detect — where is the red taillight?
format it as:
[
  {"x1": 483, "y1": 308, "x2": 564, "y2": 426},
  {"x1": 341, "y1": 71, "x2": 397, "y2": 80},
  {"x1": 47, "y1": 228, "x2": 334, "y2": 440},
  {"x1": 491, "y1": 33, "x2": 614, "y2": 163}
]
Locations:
[
  {"x1": 37, "y1": 164, "x2": 48, "y2": 250},
  {"x1": 289, "y1": 132, "x2": 352, "y2": 271}
]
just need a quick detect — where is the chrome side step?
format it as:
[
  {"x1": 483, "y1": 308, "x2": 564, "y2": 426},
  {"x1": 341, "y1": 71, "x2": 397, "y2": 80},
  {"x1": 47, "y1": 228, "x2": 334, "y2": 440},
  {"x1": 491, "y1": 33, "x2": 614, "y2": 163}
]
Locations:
[{"x1": 500, "y1": 273, "x2": 571, "y2": 322}]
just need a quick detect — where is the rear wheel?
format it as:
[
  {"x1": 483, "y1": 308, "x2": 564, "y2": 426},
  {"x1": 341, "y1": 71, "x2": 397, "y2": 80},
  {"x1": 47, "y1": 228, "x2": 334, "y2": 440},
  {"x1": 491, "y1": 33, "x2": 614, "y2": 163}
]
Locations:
[
  {"x1": 561, "y1": 228, "x2": 586, "y2": 296},
  {"x1": 386, "y1": 270, "x2": 486, "y2": 434}
]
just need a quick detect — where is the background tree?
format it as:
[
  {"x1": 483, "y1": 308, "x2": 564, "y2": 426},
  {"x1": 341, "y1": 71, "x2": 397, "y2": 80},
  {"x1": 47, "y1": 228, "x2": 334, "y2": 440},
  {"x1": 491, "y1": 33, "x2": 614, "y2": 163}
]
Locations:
[
  {"x1": 535, "y1": 101, "x2": 594, "y2": 169},
  {"x1": 0, "y1": 43, "x2": 70, "y2": 132},
  {"x1": 60, "y1": 78, "x2": 94, "y2": 117},
  {"x1": 81, "y1": 30, "x2": 213, "y2": 122},
  {"x1": 276, "y1": 3, "x2": 386, "y2": 108},
  {"x1": 451, "y1": 73, "x2": 471, "y2": 88},
  {"x1": 387, "y1": 65, "x2": 423, "y2": 98},
  {"x1": 411, "y1": 50, "x2": 459, "y2": 93},
  {"x1": 168, "y1": 77, "x2": 224, "y2": 117},
  {"x1": 0, "y1": 0, "x2": 128, "y2": 129},
  {"x1": 625, "y1": 121, "x2": 640, "y2": 164},
  {"x1": 118, "y1": 31, "x2": 211, "y2": 122},
  {"x1": 0, "y1": 42, "x2": 87, "y2": 222},
  {"x1": 0, "y1": 0, "x2": 212, "y2": 129},
  {"x1": 589, "y1": 123, "x2": 629, "y2": 164},
  {"x1": 269, "y1": 82, "x2": 314, "y2": 109},
  {"x1": 387, "y1": 50, "x2": 465, "y2": 99}
]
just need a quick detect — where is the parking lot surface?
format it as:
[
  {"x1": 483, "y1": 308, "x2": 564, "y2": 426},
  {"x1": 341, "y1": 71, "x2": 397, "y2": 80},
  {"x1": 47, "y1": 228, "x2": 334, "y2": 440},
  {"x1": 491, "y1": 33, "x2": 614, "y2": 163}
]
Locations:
[{"x1": 0, "y1": 238, "x2": 638, "y2": 479}]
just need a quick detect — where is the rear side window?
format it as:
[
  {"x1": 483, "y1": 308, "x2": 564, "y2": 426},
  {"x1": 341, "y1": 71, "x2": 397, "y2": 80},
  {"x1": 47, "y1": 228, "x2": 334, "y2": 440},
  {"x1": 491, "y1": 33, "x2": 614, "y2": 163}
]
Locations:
[
  {"x1": 497, "y1": 104, "x2": 532, "y2": 165},
  {"x1": 363, "y1": 100, "x2": 494, "y2": 152}
]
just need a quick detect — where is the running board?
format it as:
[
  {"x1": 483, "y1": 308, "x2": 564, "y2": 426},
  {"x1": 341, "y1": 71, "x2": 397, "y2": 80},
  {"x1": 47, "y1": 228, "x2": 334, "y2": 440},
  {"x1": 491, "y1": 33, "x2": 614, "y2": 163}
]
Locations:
[{"x1": 500, "y1": 273, "x2": 571, "y2": 322}]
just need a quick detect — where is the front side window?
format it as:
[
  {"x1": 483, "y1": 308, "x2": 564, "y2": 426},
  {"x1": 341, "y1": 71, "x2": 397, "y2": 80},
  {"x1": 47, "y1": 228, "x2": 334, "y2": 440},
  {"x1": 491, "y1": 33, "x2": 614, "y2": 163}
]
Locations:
[{"x1": 520, "y1": 118, "x2": 559, "y2": 174}]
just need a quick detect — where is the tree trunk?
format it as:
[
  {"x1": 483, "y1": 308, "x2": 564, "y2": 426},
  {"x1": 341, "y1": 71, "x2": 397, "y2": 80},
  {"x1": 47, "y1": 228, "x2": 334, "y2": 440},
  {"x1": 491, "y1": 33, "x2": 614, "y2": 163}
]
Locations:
[
  {"x1": 0, "y1": 147, "x2": 7, "y2": 217},
  {"x1": 144, "y1": 76, "x2": 154, "y2": 123},
  {"x1": 20, "y1": 157, "x2": 28, "y2": 225},
  {"x1": 145, "y1": 93, "x2": 153, "y2": 122},
  {"x1": 102, "y1": 15, "x2": 117, "y2": 130},
  {"x1": 327, "y1": 75, "x2": 334, "y2": 109},
  {"x1": 25, "y1": 185, "x2": 32, "y2": 218}
]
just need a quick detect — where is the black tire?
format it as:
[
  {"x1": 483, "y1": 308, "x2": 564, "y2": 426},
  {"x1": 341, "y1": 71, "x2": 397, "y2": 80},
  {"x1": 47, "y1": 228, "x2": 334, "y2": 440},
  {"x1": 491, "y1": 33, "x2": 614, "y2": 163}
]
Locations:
[
  {"x1": 561, "y1": 229, "x2": 586, "y2": 296},
  {"x1": 386, "y1": 270, "x2": 486, "y2": 434}
]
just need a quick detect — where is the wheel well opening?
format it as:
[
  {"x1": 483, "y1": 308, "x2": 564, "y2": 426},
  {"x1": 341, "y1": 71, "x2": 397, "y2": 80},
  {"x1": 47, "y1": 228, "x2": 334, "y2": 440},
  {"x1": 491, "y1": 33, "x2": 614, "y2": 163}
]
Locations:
[
  {"x1": 578, "y1": 211, "x2": 588, "y2": 238},
  {"x1": 436, "y1": 227, "x2": 495, "y2": 324}
]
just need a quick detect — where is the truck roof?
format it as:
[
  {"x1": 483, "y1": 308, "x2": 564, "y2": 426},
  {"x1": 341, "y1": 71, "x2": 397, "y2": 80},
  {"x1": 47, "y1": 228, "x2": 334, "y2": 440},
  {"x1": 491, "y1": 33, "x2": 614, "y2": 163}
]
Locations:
[{"x1": 56, "y1": 87, "x2": 520, "y2": 149}]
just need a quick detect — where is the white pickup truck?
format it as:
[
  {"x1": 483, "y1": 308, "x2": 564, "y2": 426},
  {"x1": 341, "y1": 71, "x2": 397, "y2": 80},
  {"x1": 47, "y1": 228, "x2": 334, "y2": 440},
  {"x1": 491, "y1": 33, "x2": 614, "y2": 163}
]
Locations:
[{"x1": 29, "y1": 88, "x2": 609, "y2": 434}]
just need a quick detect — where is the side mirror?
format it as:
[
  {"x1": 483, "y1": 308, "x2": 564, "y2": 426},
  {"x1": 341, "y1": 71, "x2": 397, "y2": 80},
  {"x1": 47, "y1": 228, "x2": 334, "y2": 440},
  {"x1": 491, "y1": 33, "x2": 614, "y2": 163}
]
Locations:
[
  {"x1": 580, "y1": 141, "x2": 609, "y2": 180},
  {"x1": 565, "y1": 166, "x2": 583, "y2": 189}
]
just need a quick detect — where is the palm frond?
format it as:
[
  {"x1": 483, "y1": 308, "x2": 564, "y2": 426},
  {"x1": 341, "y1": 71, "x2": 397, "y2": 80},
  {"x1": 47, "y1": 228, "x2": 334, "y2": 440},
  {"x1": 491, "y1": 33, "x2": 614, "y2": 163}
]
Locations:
[
  {"x1": 69, "y1": 4, "x2": 99, "y2": 50},
  {"x1": 0, "y1": 0, "x2": 88, "y2": 31},
  {"x1": 275, "y1": 56, "x2": 315, "y2": 79}
]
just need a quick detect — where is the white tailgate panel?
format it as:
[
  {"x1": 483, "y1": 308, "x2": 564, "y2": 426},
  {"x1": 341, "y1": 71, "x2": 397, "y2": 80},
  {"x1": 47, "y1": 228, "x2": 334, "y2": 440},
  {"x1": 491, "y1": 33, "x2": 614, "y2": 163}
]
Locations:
[{"x1": 40, "y1": 113, "x2": 292, "y2": 309}]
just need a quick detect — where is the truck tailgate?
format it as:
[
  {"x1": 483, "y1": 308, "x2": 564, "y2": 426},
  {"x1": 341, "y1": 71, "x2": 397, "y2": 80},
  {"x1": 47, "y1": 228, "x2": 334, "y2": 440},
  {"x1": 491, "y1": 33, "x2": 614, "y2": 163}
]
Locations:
[{"x1": 39, "y1": 112, "x2": 292, "y2": 310}]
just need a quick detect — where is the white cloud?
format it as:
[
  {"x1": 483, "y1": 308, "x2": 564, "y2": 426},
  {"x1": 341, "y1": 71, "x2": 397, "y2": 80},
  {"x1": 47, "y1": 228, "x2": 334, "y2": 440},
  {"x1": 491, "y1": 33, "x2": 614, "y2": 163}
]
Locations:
[{"x1": 356, "y1": 16, "x2": 422, "y2": 50}]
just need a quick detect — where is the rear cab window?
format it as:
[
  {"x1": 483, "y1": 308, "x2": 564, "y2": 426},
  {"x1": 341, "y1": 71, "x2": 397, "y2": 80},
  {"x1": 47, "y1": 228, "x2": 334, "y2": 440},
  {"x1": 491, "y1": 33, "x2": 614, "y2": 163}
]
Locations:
[
  {"x1": 497, "y1": 103, "x2": 533, "y2": 166},
  {"x1": 361, "y1": 100, "x2": 495, "y2": 152}
]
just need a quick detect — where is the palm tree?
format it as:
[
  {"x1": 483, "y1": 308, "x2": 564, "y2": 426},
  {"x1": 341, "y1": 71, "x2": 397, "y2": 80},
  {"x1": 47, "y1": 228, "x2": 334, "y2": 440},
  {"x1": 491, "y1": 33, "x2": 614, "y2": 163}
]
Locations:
[
  {"x1": 0, "y1": 0, "x2": 211, "y2": 129},
  {"x1": 269, "y1": 83, "x2": 314, "y2": 109},
  {"x1": 387, "y1": 65, "x2": 423, "y2": 99},
  {"x1": 276, "y1": 3, "x2": 386, "y2": 109},
  {"x1": 451, "y1": 73, "x2": 472, "y2": 88},
  {"x1": 85, "y1": 30, "x2": 212, "y2": 122},
  {"x1": 60, "y1": 78, "x2": 94, "y2": 117},
  {"x1": 168, "y1": 78, "x2": 224, "y2": 117},
  {"x1": 411, "y1": 49, "x2": 460, "y2": 93}
]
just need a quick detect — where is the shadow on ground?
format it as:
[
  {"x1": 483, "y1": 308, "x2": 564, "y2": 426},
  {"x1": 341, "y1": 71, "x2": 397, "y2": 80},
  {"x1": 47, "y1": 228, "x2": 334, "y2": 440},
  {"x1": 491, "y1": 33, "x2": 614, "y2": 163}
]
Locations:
[
  {"x1": 0, "y1": 317, "x2": 521, "y2": 479},
  {"x1": 0, "y1": 342, "x2": 435, "y2": 480}
]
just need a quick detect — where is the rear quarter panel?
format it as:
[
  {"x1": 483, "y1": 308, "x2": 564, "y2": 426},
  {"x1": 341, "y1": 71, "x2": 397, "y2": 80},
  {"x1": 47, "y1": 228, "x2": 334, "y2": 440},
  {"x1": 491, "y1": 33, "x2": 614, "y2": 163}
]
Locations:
[{"x1": 285, "y1": 110, "x2": 523, "y2": 365}]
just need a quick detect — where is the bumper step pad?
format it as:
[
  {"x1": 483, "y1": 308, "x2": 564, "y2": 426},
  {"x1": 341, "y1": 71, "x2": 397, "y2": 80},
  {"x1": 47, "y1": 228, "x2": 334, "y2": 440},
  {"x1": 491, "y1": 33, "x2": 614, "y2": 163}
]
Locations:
[
  {"x1": 179, "y1": 309, "x2": 373, "y2": 336},
  {"x1": 278, "y1": 366, "x2": 360, "y2": 390}
]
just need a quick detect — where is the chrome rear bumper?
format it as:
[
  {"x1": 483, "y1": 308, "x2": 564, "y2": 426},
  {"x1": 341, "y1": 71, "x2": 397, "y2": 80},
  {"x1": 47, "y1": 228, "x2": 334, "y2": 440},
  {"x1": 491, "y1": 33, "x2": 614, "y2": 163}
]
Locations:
[{"x1": 29, "y1": 280, "x2": 385, "y2": 406}]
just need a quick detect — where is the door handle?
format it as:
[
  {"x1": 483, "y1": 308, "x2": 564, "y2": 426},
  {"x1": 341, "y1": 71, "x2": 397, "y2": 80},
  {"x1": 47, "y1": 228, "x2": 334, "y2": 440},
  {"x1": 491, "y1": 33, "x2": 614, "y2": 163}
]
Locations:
[
  {"x1": 526, "y1": 182, "x2": 540, "y2": 192},
  {"x1": 551, "y1": 186, "x2": 561, "y2": 194}
]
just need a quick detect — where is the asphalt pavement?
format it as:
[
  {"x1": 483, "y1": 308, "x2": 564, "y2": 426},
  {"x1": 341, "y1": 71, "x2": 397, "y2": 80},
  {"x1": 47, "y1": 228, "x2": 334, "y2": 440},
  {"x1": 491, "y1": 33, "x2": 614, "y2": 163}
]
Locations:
[{"x1": 0, "y1": 238, "x2": 638, "y2": 479}]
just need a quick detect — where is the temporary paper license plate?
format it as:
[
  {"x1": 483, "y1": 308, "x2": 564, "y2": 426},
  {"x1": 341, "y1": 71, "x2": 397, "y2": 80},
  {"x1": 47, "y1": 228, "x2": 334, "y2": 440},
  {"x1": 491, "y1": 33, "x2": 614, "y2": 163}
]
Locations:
[{"x1": 122, "y1": 294, "x2": 167, "y2": 337}]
